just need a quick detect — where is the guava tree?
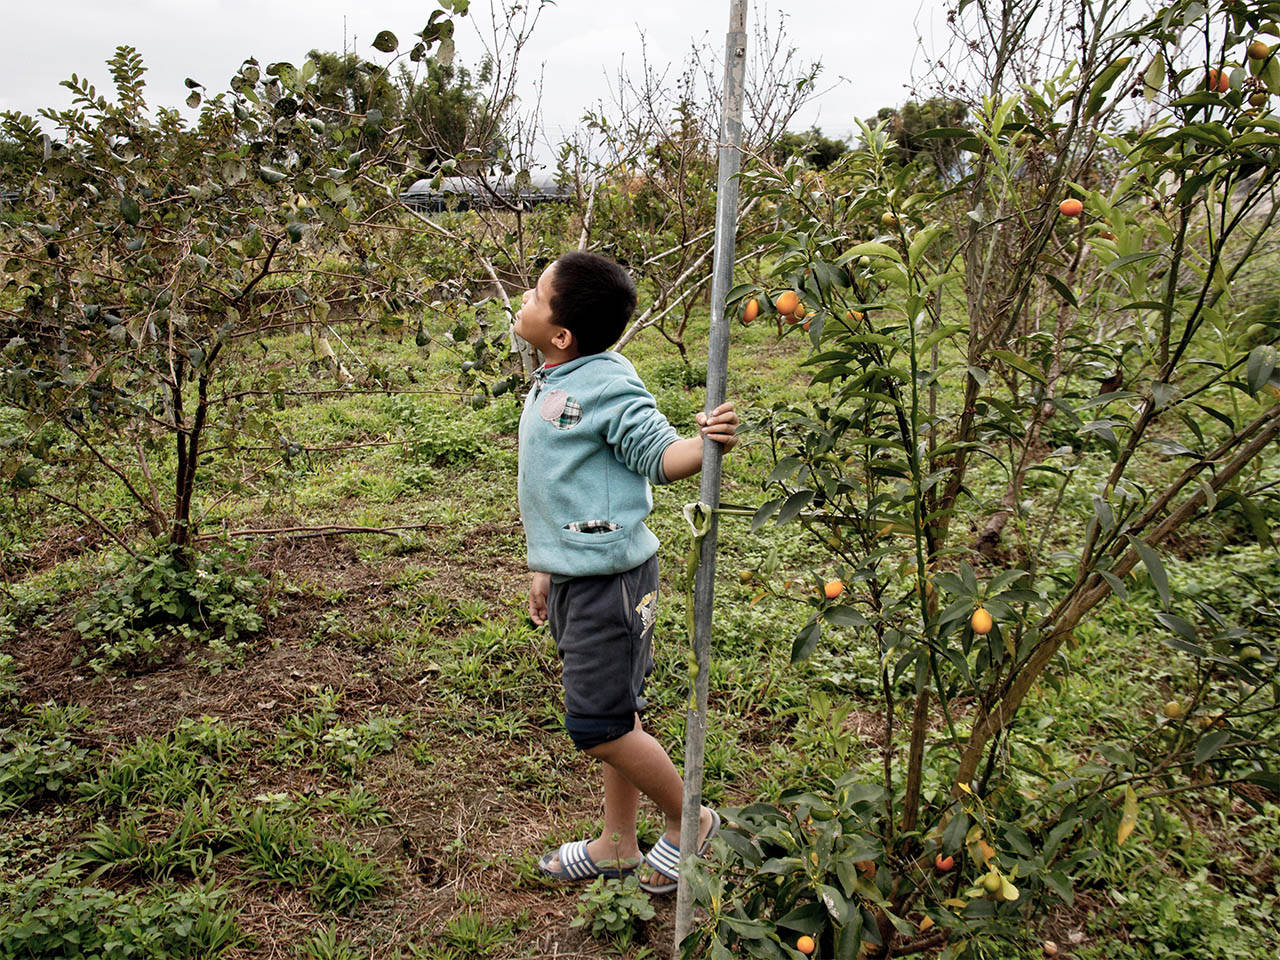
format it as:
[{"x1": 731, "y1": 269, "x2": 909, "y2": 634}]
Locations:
[
  {"x1": 1, "y1": 7, "x2": 466, "y2": 557},
  {"x1": 688, "y1": 1, "x2": 1280, "y2": 957}
]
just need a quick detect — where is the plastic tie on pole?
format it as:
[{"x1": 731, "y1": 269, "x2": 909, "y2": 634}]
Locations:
[{"x1": 682, "y1": 501, "x2": 714, "y2": 538}]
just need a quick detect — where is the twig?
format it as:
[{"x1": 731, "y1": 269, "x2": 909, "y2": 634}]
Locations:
[
  {"x1": 201, "y1": 522, "x2": 447, "y2": 541},
  {"x1": 35, "y1": 490, "x2": 139, "y2": 560},
  {"x1": 577, "y1": 179, "x2": 598, "y2": 251},
  {"x1": 210, "y1": 386, "x2": 468, "y2": 405},
  {"x1": 237, "y1": 235, "x2": 286, "y2": 303}
]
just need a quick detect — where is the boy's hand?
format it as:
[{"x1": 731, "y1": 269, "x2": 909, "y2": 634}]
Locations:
[
  {"x1": 529, "y1": 571, "x2": 551, "y2": 626},
  {"x1": 696, "y1": 402, "x2": 739, "y2": 453}
]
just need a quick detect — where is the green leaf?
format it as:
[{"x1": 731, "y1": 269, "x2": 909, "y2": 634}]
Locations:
[
  {"x1": 1142, "y1": 55, "x2": 1165, "y2": 101},
  {"x1": 1235, "y1": 494, "x2": 1272, "y2": 548},
  {"x1": 1044, "y1": 870, "x2": 1075, "y2": 906},
  {"x1": 1154, "y1": 611, "x2": 1197, "y2": 644},
  {"x1": 1044, "y1": 818, "x2": 1078, "y2": 859},
  {"x1": 990, "y1": 349, "x2": 1047, "y2": 384},
  {"x1": 1043, "y1": 273, "x2": 1078, "y2": 307},
  {"x1": 768, "y1": 456, "x2": 802, "y2": 485},
  {"x1": 1098, "y1": 569, "x2": 1127, "y2": 600},
  {"x1": 1130, "y1": 538, "x2": 1170, "y2": 608},
  {"x1": 777, "y1": 490, "x2": 814, "y2": 525},
  {"x1": 1246, "y1": 345, "x2": 1276, "y2": 396},
  {"x1": 790, "y1": 620, "x2": 821, "y2": 663},
  {"x1": 372, "y1": 30, "x2": 399, "y2": 52},
  {"x1": 1105, "y1": 251, "x2": 1161, "y2": 274},
  {"x1": 919, "y1": 323, "x2": 967, "y2": 352},
  {"x1": 823, "y1": 606, "x2": 868, "y2": 628},
  {"x1": 908, "y1": 225, "x2": 945, "y2": 270},
  {"x1": 1263, "y1": 56, "x2": 1280, "y2": 95},
  {"x1": 119, "y1": 194, "x2": 141, "y2": 226},
  {"x1": 258, "y1": 166, "x2": 287, "y2": 185},
  {"x1": 774, "y1": 901, "x2": 826, "y2": 934},
  {"x1": 915, "y1": 127, "x2": 973, "y2": 139},
  {"x1": 941, "y1": 811, "x2": 969, "y2": 853},
  {"x1": 1158, "y1": 633, "x2": 1207, "y2": 658},
  {"x1": 750, "y1": 498, "x2": 782, "y2": 532},
  {"x1": 843, "y1": 241, "x2": 902, "y2": 263},
  {"x1": 722, "y1": 916, "x2": 770, "y2": 939},
  {"x1": 1003, "y1": 824, "x2": 1033, "y2": 858},
  {"x1": 1195, "y1": 730, "x2": 1230, "y2": 766},
  {"x1": 1085, "y1": 57, "x2": 1134, "y2": 118}
]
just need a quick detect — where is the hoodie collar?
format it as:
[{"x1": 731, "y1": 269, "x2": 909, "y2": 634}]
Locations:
[{"x1": 531, "y1": 351, "x2": 616, "y2": 393}]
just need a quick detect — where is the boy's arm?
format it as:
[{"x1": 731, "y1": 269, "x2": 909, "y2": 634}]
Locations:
[{"x1": 662, "y1": 403, "x2": 739, "y2": 482}]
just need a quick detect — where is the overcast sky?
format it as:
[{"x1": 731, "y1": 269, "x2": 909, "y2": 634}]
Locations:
[{"x1": 2, "y1": 1, "x2": 951, "y2": 156}]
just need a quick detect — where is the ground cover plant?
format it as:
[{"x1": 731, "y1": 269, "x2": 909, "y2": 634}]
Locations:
[{"x1": 1, "y1": 0, "x2": 1279, "y2": 958}]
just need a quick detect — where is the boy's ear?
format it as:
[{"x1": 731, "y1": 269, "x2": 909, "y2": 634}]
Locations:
[{"x1": 551, "y1": 325, "x2": 575, "y2": 351}]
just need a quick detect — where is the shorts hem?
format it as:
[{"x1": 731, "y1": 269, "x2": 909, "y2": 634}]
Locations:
[{"x1": 565, "y1": 712, "x2": 637, "y2": 750}]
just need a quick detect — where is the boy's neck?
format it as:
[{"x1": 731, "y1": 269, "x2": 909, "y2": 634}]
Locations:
[{"x1": 541, "y1": 345, "x2": 580, "y2": 367}]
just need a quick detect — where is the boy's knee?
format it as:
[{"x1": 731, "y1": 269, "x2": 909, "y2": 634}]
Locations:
[{"x1": 570, "y1": 713, "x2": 641, "y2": 754}]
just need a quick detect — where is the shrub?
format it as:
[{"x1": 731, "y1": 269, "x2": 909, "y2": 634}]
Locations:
[
  {"x1": 74, "y1": 544, "x2": 270, "y2": 674},
  {"x1": 383, "y1": 394, "x2": 489, "y2": 465},
  {"x1": 0, "y1": 727, "x2": 92, "y2": 813}
]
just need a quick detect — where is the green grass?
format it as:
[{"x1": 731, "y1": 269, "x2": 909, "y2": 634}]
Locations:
[{"x1": 1, "y1": 289, "x2": 1276, "y2": 958}]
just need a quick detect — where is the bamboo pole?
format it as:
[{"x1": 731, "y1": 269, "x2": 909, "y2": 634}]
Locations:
[{"x1": 672, "y1": 1, "x2": 747, "y2": 953}]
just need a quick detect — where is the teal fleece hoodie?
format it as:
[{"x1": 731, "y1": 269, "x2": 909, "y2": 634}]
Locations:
[{"x1": 517, "y1": 351, "x2": 680, "y2": 579}]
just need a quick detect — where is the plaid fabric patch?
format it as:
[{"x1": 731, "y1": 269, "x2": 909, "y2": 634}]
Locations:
[
  {"x1": 555, "y1": 397, "x2": 582, "y2": 430},
  {"x1": 565, "y1": 520, "x2": 621, "y2": 534}
]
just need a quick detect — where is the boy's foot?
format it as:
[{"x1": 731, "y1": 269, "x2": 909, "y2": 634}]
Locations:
[
  {"x1": 539, "y1": 835, "x2": 642, "y2": 879},
  {"x1": 639, "y1": 805, "x2": 718, "y2": 892}
]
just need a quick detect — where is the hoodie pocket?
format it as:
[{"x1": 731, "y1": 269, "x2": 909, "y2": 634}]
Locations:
[{"x1": 560, "y1": 521, "x2": 626, "y2": 556}]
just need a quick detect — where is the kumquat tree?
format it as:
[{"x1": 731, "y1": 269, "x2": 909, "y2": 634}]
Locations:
[{"x1": 692, "y1": 0, "x2": 1280, "y2": 957}]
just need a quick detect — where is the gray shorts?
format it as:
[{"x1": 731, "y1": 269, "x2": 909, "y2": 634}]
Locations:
[{"x1": 548, "y1": 555, "x2": 659, "y2": 749}]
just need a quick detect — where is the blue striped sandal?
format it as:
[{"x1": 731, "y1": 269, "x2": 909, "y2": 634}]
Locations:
[
  {"x1": 537, "y1": 839, "x2": 637, "y2": 882},
  {"x1": 639, "y1": 809, "x2": 721, "y2": 895}
]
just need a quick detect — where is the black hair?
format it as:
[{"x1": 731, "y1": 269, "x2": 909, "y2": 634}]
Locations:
[{"x1": 548, "y1": 251, "x2": 637, "y2": 355}]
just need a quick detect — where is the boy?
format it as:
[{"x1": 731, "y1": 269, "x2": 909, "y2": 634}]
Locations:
[{"x1": 514, "y1": 250, "x2": 738, "y2": 893}]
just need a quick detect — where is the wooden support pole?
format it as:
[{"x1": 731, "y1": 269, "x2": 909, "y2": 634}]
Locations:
[{"x1": 672, "y1": 1, "x2": 747, "y2": 953}]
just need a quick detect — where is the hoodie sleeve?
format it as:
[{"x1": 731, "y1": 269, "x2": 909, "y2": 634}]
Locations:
[{"x1": 596, "y1": 366, "x2": 681, "y2": 485}]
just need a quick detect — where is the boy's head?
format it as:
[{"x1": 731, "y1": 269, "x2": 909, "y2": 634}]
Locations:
[{"x1": 515, "y1": 252, "x2": 637, "y2": 359}]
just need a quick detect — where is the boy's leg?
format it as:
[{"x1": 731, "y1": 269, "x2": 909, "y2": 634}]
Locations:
[
  {"x1": 541, "y1": 716, "x2": 711, "y2": 877},
  {"x1": 586, "y1": 715, "x2": 714, "y2": 886},
  {"x1": 541, "y1": 756, "x2": 644, "y2": 874},
  {"x1": 600, "y1": 760, "x2": 641, "y2": 856}
]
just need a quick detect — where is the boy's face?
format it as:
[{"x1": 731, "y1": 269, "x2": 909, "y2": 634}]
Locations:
[{"x1": 514, "y1": 262, "x2": 574, "y2": 357}]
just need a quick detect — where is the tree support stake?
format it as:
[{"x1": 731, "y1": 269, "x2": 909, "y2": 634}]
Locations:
[{"x1": 673, "y1": 1, "x2": 747, "y2": 952}]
